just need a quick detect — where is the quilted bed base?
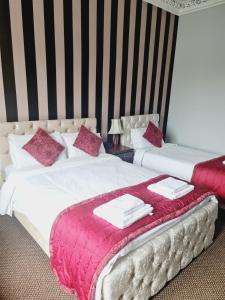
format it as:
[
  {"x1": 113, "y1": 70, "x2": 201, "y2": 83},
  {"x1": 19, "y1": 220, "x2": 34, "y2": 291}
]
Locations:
[{"x1": 101, "y1": 199, "x2": 217, "y2": 300}]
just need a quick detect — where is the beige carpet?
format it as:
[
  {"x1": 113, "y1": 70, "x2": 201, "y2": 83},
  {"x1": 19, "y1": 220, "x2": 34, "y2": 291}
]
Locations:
[{"x1": 0, "y1": 209, "x2": 225, "y2": 300}]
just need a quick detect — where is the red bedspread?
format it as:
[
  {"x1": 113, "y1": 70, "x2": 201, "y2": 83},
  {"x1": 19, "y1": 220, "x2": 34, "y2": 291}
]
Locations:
[
  {"x1": 191, "y1": 156, "x2": 225, "y2": 201},
  {"x1": 50, "y1": 175, "x2": 213, "y2": 300}
]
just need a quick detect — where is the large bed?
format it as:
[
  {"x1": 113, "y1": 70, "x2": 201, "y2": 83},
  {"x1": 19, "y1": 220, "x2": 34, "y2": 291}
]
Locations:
[{"x1": 0, "y1": 118, "x2": 218, "y2": 299}]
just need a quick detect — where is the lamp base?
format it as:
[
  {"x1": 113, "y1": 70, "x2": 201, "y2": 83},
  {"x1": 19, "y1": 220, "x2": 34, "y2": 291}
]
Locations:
[{"x1": 113, "y1": 134, "x2": 120, "y2": 145}]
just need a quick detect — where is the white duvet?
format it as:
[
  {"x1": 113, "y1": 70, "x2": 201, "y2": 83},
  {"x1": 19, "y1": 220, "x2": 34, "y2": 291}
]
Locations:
[
  {"x1": 0, "y1": 154, "x2": 160, "y2": 240},
  {"x1": 0, "y1": 153, "x2": 215, "y2": 299},
  {"x1": 134, "y1": 143, "x2": 218, "y2": 182}
]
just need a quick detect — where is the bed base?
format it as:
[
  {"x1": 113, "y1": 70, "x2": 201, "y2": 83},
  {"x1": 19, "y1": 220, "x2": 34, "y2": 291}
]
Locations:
[
  {"x1": 14, "y1": 211, "x2": 49, "y2": 256},
  {"x1": 14, "y1": 199, "x2": 217, "y2": 300}
]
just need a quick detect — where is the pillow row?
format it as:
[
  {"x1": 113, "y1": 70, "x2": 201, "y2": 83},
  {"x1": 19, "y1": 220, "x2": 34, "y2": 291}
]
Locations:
[
  {"x1": 8, "y1": 121, "x2": 163, "y2": 168},
  {"x1": 8, "y1": 126, "x2": 105, "y2": 169}
]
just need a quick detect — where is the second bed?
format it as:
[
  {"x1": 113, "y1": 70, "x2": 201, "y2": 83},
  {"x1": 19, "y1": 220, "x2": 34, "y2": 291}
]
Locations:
[{"x1": 121, "y1": 114, "x2": 225, "y2": 202}]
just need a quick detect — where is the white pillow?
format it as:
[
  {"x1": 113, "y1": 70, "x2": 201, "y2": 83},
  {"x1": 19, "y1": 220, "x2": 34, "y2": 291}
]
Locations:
[
  {"x1": 62, "y1": 132, "x2": 105, "y2": 158},
  {"x1": 8, "y1": 131, "x2": 66, "y2": 169},
  {"x1": 131, "y1": 127, "x2": 154, "y2": 150},
  {"x1": 4, "y1": 164, "x2": 16, "y2": 179},
  {"x1": 131, "y1": 127, "x2": 164, "y2": 149}
]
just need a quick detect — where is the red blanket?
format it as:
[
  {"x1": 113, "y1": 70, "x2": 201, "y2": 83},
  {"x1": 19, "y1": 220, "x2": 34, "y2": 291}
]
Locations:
[
  {"x1": 50, "y1": 175, "x2": 213, "y2": 300},
  {"x1": 191, "y1": 156, "x2": 225, "y2": 201}
]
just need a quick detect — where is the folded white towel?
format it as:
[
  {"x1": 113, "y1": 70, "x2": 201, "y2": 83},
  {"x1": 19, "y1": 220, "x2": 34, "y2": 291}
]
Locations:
[
  {"x1": 95, "y1": 204, "x2": 153, "y2": 222},
  {"x1": 94, "y1": 199, "x2": 153, "y2": 229},
  {"x1": 94, "y1": 194, "x2": 145, "y2": 218},
  {"x1": 155, "y1": 177, "x2": 188, "y2": 194},
  {"x1": 148, "y1": 183, "x2": 194, "y2": 200}
]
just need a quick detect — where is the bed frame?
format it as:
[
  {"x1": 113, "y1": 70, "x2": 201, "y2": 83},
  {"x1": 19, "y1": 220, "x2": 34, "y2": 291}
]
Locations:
[
  {"x1": 0, "y1": 117, "x2": 218, "y2": 299},
  {"x1": 120, "y1": 113, "x2": 159, "y2": 147}
]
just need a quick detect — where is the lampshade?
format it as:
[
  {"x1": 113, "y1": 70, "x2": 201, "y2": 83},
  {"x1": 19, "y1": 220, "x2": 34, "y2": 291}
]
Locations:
[{"x1": 108, "y1": 119, "x2": 123, "y2": 134}]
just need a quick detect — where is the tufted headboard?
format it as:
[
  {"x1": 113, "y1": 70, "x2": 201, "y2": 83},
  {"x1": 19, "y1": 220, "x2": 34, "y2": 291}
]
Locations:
[
  {"x1": 0, "y1": 118, "x2": 97, "y2": 186},
  {"x1": 120, "y1": 114, "x2": 159, "y2": 147}
]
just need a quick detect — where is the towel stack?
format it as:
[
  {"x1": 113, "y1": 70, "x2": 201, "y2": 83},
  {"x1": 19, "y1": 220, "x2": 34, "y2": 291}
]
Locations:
[
  {"x1": 148, "y1": 177, "x2": 194, "y2": 200},
  {"x1": 93, "y1": 194, "x2": 153, "y2": 229}
]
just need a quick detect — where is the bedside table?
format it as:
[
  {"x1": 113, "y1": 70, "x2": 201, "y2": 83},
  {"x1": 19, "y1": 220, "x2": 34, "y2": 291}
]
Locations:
[{"x1": 105, "y1": 144, "x2": 134, "y2": 163}]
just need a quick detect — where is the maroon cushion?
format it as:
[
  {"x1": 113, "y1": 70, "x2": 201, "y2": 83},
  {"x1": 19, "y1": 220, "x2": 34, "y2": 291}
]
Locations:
[
  {"x1": 22, "y1": 128, "x2": 65, "y2": 166},
  {"x1": 73, "y1": 125, "x2": 102, "y2": 157},
  {"x1": 143, "y1": 122, "x2": 163, "y2": 148}
]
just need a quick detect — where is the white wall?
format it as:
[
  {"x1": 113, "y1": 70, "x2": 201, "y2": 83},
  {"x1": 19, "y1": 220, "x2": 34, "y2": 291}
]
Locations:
[{"x1": 167, "y1": 4, "x2": 225, "y2": 154}]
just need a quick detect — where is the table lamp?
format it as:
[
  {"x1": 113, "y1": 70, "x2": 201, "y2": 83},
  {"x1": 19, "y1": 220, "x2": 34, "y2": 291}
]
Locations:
[{"x1": 108, "y1": 119, "x2": 123, "y2": 145}]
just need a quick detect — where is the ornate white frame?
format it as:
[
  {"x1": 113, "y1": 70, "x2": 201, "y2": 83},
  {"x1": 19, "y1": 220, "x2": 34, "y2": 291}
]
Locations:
[{"x1": 143, "y1": 0, "x2": 225, "y2": 15}]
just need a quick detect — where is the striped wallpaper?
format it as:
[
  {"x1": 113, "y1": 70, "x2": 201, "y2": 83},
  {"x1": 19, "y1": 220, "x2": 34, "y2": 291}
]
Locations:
[{"x1": 0, "y1": 0, "x2": 178, "y2": 135}]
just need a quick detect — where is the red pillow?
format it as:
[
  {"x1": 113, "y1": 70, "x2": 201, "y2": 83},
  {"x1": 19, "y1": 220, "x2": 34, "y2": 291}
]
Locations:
[
  {"x1": 22, "y1": 128, "x2": 65, "y2": 166},
  {"x1": 143, "y1": 122, "x2": 163, "y2": 148},
  {"x1": 73, "y1": 125, "x2": 102, "y2": 157}
]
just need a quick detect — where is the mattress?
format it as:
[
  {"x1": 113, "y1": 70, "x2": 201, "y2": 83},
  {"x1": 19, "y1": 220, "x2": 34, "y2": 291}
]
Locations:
[
  {"x1": 0, "y1": 153, "x2": 218, "y2": 299},
  {"x1": 134, "y1": 143, "x2": 217, "y2": 181}
]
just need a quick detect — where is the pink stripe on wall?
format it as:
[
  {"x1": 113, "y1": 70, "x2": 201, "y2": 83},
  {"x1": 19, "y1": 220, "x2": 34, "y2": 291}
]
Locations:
[
  {"x1": 0, "y1": 51, "x2": 6, "y2": 122},
  {"x1": 33, "y1": 0, "x2": 48, "y2": 120},
  {"x1": 54, "y1": 0, "x2": 66, "y2": 119},
  {"x1": 88, "y1": 0, "x2": 97, "y2": 118},
  {"x1": 113, "y1": 0, "x2": 125, "y2": 119},
  {"x1": 73, "y1": 0, "x2": 82, "y2": 118},
  {"x1": 101, "y1": 0, "x2": 111, "y2": 135},
  {"x1": 125, "y1": 0, "x2": 137, "y2": 116},
  {"x1": 135, "y1": 2, "x2": 147, "y2": 115},
  {"x1": 9, "y1": 0, "x2": 29, "y2": 121},
  {"x1": 153, "y1": 10, "x2": 166, "y2": 113},
  {"x1": 144, "y1": 5, "x2": 157, "y2": 114},
  {"x1": 160, "y1": 15, "x2": 175, "y2": 130}
]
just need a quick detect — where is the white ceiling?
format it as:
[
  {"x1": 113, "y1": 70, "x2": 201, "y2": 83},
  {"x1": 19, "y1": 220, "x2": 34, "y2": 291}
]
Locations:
[{"x1": 144, "y1": 0, "x2": 225, "y2": 15}]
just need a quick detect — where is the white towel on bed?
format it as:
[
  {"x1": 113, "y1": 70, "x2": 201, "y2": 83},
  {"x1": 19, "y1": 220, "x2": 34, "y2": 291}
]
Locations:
[
  {"x1": 94, "y1": 194, "x2": 145, "y2": 217},
  {"x1": 155, "y1": 177, "x2": 188, "y2": 194},
  {"x1": 94, "y1": 204, "x2": 153, "y2": 229},
  {"x1": 148, "y1": 184, "x2": 194, "y2": 200},
  {"x1": 148, "y1": 177, "x2": 194, "y2": 200},
  {"x1": 93, "y1": 194, "x2": 153, "y2": 229}
]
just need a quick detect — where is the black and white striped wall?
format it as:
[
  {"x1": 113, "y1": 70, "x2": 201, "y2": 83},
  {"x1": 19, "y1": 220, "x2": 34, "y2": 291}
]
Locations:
[{"x1": 0, "y1": 0, "x2": 178, "y2": 134}]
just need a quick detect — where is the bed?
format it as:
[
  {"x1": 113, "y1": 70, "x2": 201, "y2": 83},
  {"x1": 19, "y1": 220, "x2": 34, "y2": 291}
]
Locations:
[
  {"x1": 0, "y1": 118, "x2": 218, "y2": 300},
  {"x1": 121, "y1": 114, "x2": 225, "y2": 203}
]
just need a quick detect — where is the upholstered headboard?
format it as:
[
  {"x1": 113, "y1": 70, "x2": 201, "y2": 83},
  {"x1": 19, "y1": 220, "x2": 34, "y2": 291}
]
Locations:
[
  {"x1": 120, "y1": 114, "x2": 159, "y2": 147},
  {"x1": 0, "y1": 118, "x2": 97, "y2": 186}
]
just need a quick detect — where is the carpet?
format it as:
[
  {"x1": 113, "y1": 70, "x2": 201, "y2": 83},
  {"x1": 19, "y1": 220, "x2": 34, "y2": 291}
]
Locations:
[{"x1": 0, "y1": 209, "x2": 225, "y2": 300}]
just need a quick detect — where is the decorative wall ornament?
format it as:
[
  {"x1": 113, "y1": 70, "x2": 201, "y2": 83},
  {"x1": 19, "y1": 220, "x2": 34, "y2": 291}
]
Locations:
[{"x1": 144, "y1": 0, "x2": 225, "y2": 15}]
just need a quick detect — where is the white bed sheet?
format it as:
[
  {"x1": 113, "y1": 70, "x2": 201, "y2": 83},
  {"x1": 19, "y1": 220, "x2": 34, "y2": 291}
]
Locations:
[
  {"x1": 134, "y1": 143, "x2": 218, "y2": 181},
  {"x1": 0, "y1": 153, "x2": 216, "y2": 299},
  {"x1": 0, "y1": 154, "x2": 159, "y2": 234}
]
